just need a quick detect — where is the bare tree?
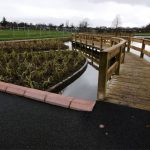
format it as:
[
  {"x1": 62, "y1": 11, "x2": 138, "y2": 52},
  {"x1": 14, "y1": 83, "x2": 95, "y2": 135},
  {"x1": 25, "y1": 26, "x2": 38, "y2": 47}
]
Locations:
[
  {"x1": 112, "y1": 15, "x2": 122, "y2": 36},
  {"x1": 79, "y1": 18, "x2": 89, "y2": 32},
  {"x1": 65, "y1": 20, "x2": 69, "y2": 28},
  {"x1": 1, "y1": 17, "x2": 8, "y2": 27}
]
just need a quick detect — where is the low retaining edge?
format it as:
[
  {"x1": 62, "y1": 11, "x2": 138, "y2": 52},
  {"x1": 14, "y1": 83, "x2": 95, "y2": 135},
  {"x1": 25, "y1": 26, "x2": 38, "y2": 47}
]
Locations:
[{"x1": 48, "y1": 59, "x2": 88, "y2": 93}]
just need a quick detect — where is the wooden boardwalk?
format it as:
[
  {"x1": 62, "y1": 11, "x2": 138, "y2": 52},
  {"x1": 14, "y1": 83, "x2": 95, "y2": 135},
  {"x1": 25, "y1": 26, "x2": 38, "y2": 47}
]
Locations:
[
  {"x1": 105, "y1": 52, "x2": 150, "y2": 111},
  {"x1": 72, "y1": 34, "x2": 150, "y2": 111}
]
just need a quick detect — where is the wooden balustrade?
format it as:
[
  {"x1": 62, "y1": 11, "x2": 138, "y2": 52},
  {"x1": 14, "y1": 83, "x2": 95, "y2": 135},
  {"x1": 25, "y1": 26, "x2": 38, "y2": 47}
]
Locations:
[
  {"x1": 72, "y1": 33, "x2": 113, "y2": 50},
  {"x1": 71, "y1": 34, "x2": 150, "y2": 108},
  {"x1": 72, "y1": 34, "x2": 149, "y2": 100},
  {"x1": 97, "y1": 37, "x2": 126, "y2": 100},
  {"x1": 72, "y1": 34, "x2": 127, "y2": 100},
  {"x1": 127, "y1": 37, "x2": 150, "y2": 58}
]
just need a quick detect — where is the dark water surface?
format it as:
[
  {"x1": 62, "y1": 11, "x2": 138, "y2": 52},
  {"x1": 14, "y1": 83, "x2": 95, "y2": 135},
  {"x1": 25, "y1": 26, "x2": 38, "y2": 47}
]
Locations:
[
  {"x1": 60, "y1": 64, "x2": 98, "y2": 100},
  {"x1": 62, "y1": 42, "x2": 98, "y2": 100}
]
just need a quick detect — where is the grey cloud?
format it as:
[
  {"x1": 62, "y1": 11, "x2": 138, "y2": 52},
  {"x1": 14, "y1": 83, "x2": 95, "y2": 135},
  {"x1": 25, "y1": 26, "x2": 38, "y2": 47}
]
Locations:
[
  {"x1": 0, "y1": 0, "x2": 150, "y2": 27},
  {"x1": 87, "y1": 0, "x2": 150, "y2": 6}
]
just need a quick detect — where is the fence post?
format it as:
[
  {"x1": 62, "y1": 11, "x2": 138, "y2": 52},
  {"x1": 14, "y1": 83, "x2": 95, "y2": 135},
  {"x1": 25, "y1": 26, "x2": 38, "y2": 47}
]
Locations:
[
  {"x1": 80, "y1": 34, "x2": 82, "y2": 50},
  {"x1": 75, "y1": 34, "x2": 77, "y2": 51},
  {"x1": 110, "y1": 38, "x2": 113, "y2": 47},
  {"x1": 97, "y1": 52, "x2": 108, "y2": 100},
  {"x1": 85, "y1": 34, "x2": 87, "y2": 54},
  {"x1": 127, "y1": 37, "x2": 131, "y2": 52},
  {"x1": 71, "y1": 33, "x2": 74, "y2": 51},
  {"x1": 100, "y1": 37, "x2": 103, "y2": 52},
  {"x1": 140, "y1": 40, "x2": 145, "y2": 58},
  {"x1": 115, "y1": 46, "x2": 122, "y2": 75},
  {"x1": 91, "y1": 36, "x2": 94, "y2": 64},
  {"x1": 121, "y1": 43, "x2": 126, "y2": 64}
]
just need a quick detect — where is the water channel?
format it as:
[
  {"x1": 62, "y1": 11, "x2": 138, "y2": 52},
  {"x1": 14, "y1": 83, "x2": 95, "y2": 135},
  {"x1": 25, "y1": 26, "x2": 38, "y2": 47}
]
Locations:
[{"x1": 61, "y1": 36, "x2": 150, "y2": 100}]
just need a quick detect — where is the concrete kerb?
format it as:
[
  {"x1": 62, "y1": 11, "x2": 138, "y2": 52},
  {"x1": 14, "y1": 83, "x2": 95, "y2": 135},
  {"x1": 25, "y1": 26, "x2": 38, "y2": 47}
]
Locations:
[{"x1": 0, "y1": 81, "x2": 96, "y2": 112}]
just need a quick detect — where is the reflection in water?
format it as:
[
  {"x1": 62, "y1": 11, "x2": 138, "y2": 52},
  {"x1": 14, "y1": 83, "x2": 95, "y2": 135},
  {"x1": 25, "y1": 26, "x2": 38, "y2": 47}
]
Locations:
[
  {"x1": 131, "y1": 35, "x2": 150, "y2": 62},
  {"x1": 60, "y1": 64, "x2": 98, "y2": 101},
  {"x1": 64, "y1": 41, "x2": 72, "y2": 50}
]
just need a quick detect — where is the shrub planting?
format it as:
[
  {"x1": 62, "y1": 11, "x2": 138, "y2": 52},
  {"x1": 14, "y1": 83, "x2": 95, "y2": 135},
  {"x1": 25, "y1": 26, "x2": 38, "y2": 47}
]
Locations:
[
  {"x1": 0, "y1": 38, "x2": 70, "y2": 53},
  {"x1": 0, "y1": 50, "x2": 85, "y2": 90}
]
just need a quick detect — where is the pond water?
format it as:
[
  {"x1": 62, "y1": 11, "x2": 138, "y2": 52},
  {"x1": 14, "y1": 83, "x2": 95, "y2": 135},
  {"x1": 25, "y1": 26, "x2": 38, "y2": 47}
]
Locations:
[
  {"x1": 60, "y1": 64, "x2": 98, "y2": 100},
  {"x1": 61, "y1": 37, "x2": 150, "y2": 100},
  {"x1": 131, "y1": 36, "x2": 150, "y2": 62},
  {"x1": 62, "y1": 42, "x2": 98, "y2": 100},
  {"x1": 64, "y1": 41, "x2": 72, "y2": 50}
]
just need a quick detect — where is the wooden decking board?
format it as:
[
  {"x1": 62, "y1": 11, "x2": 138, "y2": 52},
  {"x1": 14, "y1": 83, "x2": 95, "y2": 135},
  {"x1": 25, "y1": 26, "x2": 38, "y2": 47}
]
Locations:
[
  {"x1": 113, "y1": 75, "x2": 150, "y2": 80},
  {"x1": 105, "y1": 52, "x2": 150, "y2": 111},
  {"x1": 105, "y1": 97, "x2": 150, "y2": 111},
  {"x1": 108, "y1": 85, "x2": 150, "y2": 95},
  {"x1": 107, "y1": 89, "x2": 150, "y2": 100},
  {"x1": 109, "y1": 82, "x2": 149, "y2": 91},
  {"x1": 111, "y1": 78, "x2": 150, "y2": 85},
  {"x1": 118, "y1": 72, "x2": 150, "y2": 77},
  {"x1": 106, "y1": 94, "x2": 150, "y2": 106}
]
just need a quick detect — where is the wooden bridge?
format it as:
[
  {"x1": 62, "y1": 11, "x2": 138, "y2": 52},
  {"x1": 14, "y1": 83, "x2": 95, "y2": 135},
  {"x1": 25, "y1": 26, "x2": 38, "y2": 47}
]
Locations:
[{"x1": 72, "y1": 34, "x2": 150, "y2": 111}]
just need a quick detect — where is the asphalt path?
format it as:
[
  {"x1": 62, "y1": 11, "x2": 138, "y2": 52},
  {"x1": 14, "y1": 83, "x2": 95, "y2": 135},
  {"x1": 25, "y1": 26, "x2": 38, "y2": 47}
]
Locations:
[{"x1": 0, "y1": 92, "x2": 150, "y2": 150}]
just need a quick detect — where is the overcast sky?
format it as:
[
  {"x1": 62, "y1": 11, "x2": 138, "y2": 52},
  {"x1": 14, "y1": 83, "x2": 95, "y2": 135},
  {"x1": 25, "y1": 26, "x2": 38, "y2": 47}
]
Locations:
[{"x1": 0, "y1": 0, "x2": 150, "y2": 27}]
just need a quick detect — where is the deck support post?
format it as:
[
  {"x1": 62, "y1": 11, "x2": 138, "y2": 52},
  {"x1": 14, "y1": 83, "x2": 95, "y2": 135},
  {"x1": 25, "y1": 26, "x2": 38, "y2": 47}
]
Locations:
[
  {"x1": 74, "y1": 34, "x2": 77, "y2": 51},
  {"x1": 91, "y1": 36, "x2": 94, "y2": 65},
  {"x1": 71, "y1": 33, "x2": 73, "y2": 51},
  {"x1": 80, "y1": 34, "x2": 82, "y2": 50},
  {"x1": 127, "y1": 37, "x2": 131, "y2": 52},
  {"x1": 100, "y1": 37, "x2": 103, "y2": 52},
  {"x1": 85, "y1": 35, "x2": 87, "y2": 54},
  {"x1": 110, "y1": 38, "x2": 113, "y2": 47},
  {"x1": 115, "y1": 46, "x2": 122, "y2": 75},
  {"x1": 140, "y1": 40, "x2": 145, "y2": 58},
  {"x1": 97, "y1": 52, "x2": 108, "y2": 100},
  {"x1": 122, "y1": 43, "x2": 126, "y2": 64}
]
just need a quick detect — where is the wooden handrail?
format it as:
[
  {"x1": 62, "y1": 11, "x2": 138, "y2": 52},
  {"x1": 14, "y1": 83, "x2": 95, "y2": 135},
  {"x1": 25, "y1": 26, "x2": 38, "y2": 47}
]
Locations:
[
  {"x1": 97, "y1": 37, "x2": 126, "y2": 100},
  {"x1": 72, "y1": 34, "x2": 149, "y2": 100},
  {"x1": 72, "y1": 34, "x2": 126, "y2": 100},
  {"x1": 127, "y1": 37, "x2": 150, "y2": 58}
]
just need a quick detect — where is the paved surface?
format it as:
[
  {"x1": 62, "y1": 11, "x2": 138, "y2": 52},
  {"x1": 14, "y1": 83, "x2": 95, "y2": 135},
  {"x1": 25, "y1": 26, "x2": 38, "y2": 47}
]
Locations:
[{"x1": 0, "y1": 92, "x2": 150, "y2": 149}]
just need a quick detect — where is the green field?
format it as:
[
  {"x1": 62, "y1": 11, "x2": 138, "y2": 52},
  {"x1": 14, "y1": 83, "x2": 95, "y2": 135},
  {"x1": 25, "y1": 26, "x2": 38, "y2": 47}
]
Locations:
[
  {"x1": 134, "y1": 33, "x2": 150, "y2": 36},
  {"x1": 0, "y1": 29, "x2": 72, "y2": 41}
]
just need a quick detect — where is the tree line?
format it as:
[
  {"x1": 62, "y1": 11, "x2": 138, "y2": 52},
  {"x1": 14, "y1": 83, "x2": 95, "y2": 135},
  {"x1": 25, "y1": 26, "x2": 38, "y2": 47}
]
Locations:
[{"x1": 0, "y1": 17, "x2": 150, "y2": 34}]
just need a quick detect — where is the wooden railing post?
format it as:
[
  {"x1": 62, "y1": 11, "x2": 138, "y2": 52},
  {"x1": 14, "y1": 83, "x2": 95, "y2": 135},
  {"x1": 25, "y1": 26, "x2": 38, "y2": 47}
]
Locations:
[
  {"x1": 71, "y1": 33, "x2": 74, "y2": 51},
  {"x1": 110, "y1": 38, "x2": 113, "y2": 46},
  {"x1": 85, "y1": 35, "x2": 87, "y2": 54},
  {"x1": 79, "y1": 34, "x2": 81, "y2": 48},
  {"x1": 140, "y1": 40, "x2": 145, "y2": 58},
  {"x1": 91, "y1": 36, "x2": 94, "y2": 64},
  {"x1": 127, "y1": 37, "x2": 131, "y2": 52},
  {"x1": 122, "y1": 43, "x2": 126, "y2": 64},
  {"x1": 97, "y1": 52, "x2": 108, "y2": 100},
  {"x1": 115, "y1": 46, "x2": 122, "y2": 75},
  {"x1": 100, "y1": 37, "x2": 103, "y2": 52},
  {"x1": 75, "y1": 34, "x2": 77, "y2": 51}
]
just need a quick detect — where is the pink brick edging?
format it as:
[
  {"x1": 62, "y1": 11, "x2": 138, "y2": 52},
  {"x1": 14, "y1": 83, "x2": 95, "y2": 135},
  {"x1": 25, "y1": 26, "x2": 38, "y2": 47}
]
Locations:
[
  {"x1": 0, "y1": 81, "x2": 96, "y2": 112},
  {"x1": 70, "y1": 99, "x2": 96, "y2": 112}
]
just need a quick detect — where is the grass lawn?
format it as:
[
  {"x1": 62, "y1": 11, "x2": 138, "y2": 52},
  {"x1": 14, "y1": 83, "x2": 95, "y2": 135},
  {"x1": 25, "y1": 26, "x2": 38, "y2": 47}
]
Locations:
[
  {"x1": 0, "y1": 29, "x2": 72, "y2": 41},
  {"x1": 134, "y1": 32, "x2": 150, "y2": 36}
]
